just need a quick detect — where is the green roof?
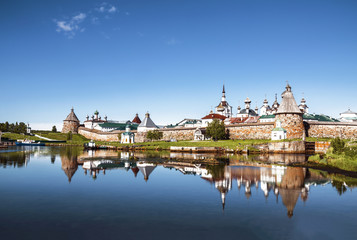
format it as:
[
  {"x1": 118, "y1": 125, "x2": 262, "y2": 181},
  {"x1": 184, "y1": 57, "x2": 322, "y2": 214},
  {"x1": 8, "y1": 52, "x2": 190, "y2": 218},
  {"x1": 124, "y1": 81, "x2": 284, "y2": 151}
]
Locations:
[
  {"x1": 303, "y1": 114, "x2": 339, "y2": 122},
  {"x1": 272, "y1": 127, "x2": 286, "y2": 132},
  {"x1": 99, "y1": 122, "x2": 138, "y2": 130},
  {"x1": 165, "y1": 124, "x2": 178, "y2": 128},
  {"x1": 122, "y1": 132, "x2": 134, "y2": 136},
  {"x1": 259, "y1": 115, "x2": 275, "y2": 119}
]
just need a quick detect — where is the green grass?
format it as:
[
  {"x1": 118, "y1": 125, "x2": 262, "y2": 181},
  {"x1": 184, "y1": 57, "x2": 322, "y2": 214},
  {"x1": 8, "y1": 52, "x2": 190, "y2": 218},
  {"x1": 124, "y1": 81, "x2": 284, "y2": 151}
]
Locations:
[
  {"x1": 2, "y1": 133, "x2": 42, "y2": 141},
  {"x1": 305, "y1": 137, "x2": 333, "y2": 142},
  {"x1": 36, "y1": 132, "x2": 89, "y2": 144},
  {"x1": 308, "y1": 148, "x2": 357, "y2": 172},
  {"x1": 95, "y1": 139, "x2": 271, "y2": 150},
  {"x1": 2, "y1": 132, "x2": 89, "y2": 145}
]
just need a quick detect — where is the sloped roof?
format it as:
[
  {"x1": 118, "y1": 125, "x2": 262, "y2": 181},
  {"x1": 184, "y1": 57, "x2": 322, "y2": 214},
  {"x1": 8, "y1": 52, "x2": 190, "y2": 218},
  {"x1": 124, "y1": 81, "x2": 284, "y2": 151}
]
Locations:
[
  {"x1": 122, "y1": 131, "x2": 134, "y2": 136},
  {"x1": 132, "y1": 114, "x2": 142, "y2": 124},
  {"x1": 202, "y1": 113, "x2": 226, "y2": 120},
  {"x1": 245, "y1": 116, "x2": 260, "y2": 123},
  {"x1": 276, "y1": 84, "x2": 302, "y2": 114},
  {"x1": 272, "y1": 127, "x2": 286, "y2": 132},
  {"x1": 229, "y1": 117, "x2": 248, "y2": 124},
  {"x1": 239, "y1": 109, "x2": 258, "y2": 116},
  {"x1": 139, "y1": 113, "x2": 158, "y2": 128},
  {"x1": 341, "y1": 109, "x2": 357, "y2": 115},
  {"x1": 259, "y1": 115, "x2": 275, "y2": 119},
  {"x1": 64, "y1": 108, "x2": 80, "y2": 122},
  {"x1": 303, "y1": 114, "x2": 339, "y2": 122},
  {"x1": 99, "y1": 122, "x2": 138, "y2": 130}
]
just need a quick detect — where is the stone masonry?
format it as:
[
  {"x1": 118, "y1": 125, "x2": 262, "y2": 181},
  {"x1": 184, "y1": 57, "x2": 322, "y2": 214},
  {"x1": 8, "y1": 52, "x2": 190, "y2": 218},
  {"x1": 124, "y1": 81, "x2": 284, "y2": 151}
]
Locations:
[
  {"x1": 307, "y1": 122, "x2": 357, "y2": 139},
  {"x1": 79, "y1": 122, "x2": 357, "y2": 142},
  {"x1": 275, "y1": 114, "x2": 304, "y2": 139},
  {"x1": 227, "y1": 123, "x2": 274, "y2": 139},
  {"x1": 62, "y1": 121, "x2": 80, "y2": 134}
]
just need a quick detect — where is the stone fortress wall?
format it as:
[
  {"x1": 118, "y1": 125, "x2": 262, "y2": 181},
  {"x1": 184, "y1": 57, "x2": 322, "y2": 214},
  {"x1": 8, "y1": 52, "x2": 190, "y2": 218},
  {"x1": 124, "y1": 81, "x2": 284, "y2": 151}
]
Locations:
[
  {"x1": 78, "y1": 121, "x2": 357, "y2": 142},
  {"x1": 306, "y1": 122, "x2": 357, "y2": 139}
]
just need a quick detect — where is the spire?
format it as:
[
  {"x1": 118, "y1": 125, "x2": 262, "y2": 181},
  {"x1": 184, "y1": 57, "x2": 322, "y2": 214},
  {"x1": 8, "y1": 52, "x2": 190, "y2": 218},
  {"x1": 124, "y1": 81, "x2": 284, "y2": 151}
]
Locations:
[{"x1": 221, "y1": 84, "x2": 226, "y2": 102}]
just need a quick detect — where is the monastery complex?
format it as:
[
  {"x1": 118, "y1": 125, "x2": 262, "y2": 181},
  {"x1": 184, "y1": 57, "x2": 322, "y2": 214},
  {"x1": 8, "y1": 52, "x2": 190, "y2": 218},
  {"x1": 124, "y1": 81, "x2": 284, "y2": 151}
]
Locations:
[{"x1": 62, "y1": 84, "x2": 357, "y2": 142}]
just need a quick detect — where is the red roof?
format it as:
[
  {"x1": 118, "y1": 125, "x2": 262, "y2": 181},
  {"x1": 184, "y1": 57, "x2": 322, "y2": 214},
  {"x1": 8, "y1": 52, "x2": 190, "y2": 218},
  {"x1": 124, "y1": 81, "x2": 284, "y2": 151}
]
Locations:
[
  {"x1": 132, "y1": 114, "x2": 142, "y2": 124},
  {"x1": 229, "y1": 116, "x2": 260, "y2": 124},
  {"x1": 202, "y1": 113, "x2": 226, "y2": 120},
  {"x1": 229, "y1": 117, "x2": 248, "y2": 124}
]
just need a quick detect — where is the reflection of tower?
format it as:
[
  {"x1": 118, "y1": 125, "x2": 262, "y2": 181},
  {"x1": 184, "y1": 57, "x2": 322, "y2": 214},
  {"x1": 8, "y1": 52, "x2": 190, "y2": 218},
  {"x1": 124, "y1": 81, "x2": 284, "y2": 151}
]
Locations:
[
  {"x1": 278, "y1": 167, "x2": 305, "y2": 218},
  {"x1": 61, "y1": 154, "x2": 78, "y2": 183},
  {"x1": 245, "y1": 181, "x2": 252, "y2": 199},
  {"x1": 279, "y1": 188, "x2": 300, "y2": 218},
  {"x1": 51, "y1": 155, "x2": 56, "y2": 164},
  {"x1": 215, "y1": 177, "x2": 232, "y2": 210},
  {"x1": 137, "y1": 162, "x2": 157, "y2": 182},
  {"x1": 131, "y1": 167, "x2": 139, "y2": 177}
]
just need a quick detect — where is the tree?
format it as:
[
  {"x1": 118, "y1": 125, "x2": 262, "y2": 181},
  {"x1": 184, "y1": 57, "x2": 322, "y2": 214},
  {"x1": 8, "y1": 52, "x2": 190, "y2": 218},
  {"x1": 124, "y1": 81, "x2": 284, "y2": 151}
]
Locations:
[
  {"x1": 206, "y1": 119, "x2": 226, "y2": 141},
  {"x1": 331, "y1": 137, "x2": 345, "y2": 154},
  {"x1": 146, "y1": 130, "x2": 163, "y2": 141},
  {"x1": 52, "y1": 125, "x2": 57, "y2": 133},
  {"x1": 67, "y1": 131, "x2": 73, "y2": 141}
]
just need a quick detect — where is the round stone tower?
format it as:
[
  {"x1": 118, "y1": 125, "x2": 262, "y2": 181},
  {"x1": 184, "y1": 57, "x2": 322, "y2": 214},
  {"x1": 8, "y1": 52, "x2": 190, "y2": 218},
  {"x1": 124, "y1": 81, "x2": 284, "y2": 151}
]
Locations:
[
  {"x1": 274, "y1": 84, "x2": 304, "y2": 139},
  {"x1": 62, "y1": 108, "x2": 80, "y2": 133}
]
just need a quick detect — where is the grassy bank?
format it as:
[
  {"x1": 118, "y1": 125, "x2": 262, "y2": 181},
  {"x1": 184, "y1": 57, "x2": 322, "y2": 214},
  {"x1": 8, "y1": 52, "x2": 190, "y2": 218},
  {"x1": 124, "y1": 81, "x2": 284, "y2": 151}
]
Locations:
[
  {"x1": 308, "y1": 138, "x2": 357, "y2": 172},
  {"x1": 2, "y1": 132, "x2": 89, "y2": 145},
  {"x1": 2, "y1": 133, "x2": 42, "y2": 141}
]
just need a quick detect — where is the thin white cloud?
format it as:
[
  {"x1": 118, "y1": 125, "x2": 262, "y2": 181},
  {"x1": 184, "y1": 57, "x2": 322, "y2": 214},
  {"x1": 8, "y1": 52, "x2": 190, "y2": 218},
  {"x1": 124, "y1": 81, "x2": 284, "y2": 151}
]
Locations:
[
  {"x1": 98, "y1": 6, "x2": 105, "y2": 12},
  {"x1": 108, "y1": 6, "x2": 117, "y2": 13},
  {"x1": 56, "y1": 21, "x2": 72, "y2": 31},
  {"x1": 96, "y1": 3, "x2": 117, "y2": 14},
  {"x1": 73, "y1": 13, "x2": 86, "y2": 21},
  {"x1": 167, "y1": 38, "x2": 180, "y2": 46},
  {"x1": 55, "y1": 12, "x2": 86, "y2": 38},
  {"x1": 54, "y1": 3, "x2": 121, "y2": 38}
]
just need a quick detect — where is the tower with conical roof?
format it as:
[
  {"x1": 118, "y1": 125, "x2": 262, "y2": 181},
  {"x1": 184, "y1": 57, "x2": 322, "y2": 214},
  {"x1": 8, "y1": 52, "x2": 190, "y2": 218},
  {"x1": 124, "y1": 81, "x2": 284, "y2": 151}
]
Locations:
[
  {"x1": 132, "y1": 113, "x2": 142, "y2": 124},
  {"x1": 274, "y1": 84, "x2": 304, "y2": 139},
  {"x1": 62, "y1": 108, "x2": 80, "y2": 133},
  {"x1": 137, "y1": 112, "x2": 158, "y2": 132}
]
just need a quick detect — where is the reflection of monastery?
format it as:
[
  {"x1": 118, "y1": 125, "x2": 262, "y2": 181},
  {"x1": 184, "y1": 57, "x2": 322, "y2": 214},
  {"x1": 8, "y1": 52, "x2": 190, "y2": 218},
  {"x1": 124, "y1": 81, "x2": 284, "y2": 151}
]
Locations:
[
  {"x1": 63, "y1": 83, "x2": 357, "y2": 142},
  {"x1": 67, "y1": 150, "x2": 331, "y2": 218},
  {"x1": 22, "y1": 148, "x2": 351, "y2": 218},
  {"x1": 165, "y1": 163, "x2": 327, "y2": 218}
]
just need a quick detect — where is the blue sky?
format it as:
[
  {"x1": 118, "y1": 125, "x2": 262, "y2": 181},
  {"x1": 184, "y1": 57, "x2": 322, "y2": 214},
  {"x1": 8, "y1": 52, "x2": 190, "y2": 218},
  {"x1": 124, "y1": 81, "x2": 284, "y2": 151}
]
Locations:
[{"x1": 1, "y1": 0, "x2": 356, "y2": 129}]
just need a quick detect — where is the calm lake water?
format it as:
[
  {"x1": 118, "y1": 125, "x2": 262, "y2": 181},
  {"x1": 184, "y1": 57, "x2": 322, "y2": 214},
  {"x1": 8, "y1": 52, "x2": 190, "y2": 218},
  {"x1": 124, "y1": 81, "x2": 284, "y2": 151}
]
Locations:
[{"x1": 1, "y1": 146, "x2": 356, "y2": 240}]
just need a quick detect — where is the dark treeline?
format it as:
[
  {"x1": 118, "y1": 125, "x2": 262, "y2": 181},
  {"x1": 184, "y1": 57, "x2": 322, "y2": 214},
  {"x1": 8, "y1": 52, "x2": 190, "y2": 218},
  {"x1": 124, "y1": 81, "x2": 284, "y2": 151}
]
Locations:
[{"x1": 0, "y1": 122, "x2": 27, "y2": 134}]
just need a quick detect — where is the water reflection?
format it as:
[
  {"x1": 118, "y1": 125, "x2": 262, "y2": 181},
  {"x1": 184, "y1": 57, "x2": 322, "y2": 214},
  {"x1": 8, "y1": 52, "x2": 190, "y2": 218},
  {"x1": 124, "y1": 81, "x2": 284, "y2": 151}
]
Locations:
[
  {"x1": 1, "y1": 146, "x2": 357, "y2": 219},
  {"x1": 76, "y1": 157, "x2": 317, "y2": 218},
  {"x1": 0, "y1": 149, "x2": 31, "y2": 168}
]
